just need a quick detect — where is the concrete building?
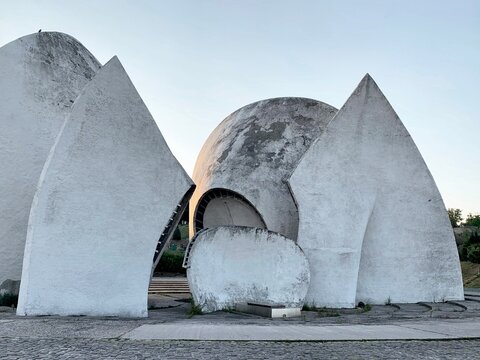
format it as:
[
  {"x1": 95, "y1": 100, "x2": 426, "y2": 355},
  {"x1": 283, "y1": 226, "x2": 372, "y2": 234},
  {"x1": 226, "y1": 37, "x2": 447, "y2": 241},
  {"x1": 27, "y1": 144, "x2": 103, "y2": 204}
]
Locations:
[
  {"x1": 184, "y1": 226, "x2": 310, "y2": 313},
  {"x1": 0, "y1": 32, "x2": 100, "y2": 285},
  {"x1": 17, "y1": 57, "x2": 194, "y2": 317},
  {"x1": 0, "y1": 31, "x2": 464, "y2": 316},
  {"x1": 189, "y1": 98, "x2": 337, "y2": 240},
  {"x1": 289, "y1": 74, "x2": 464, "y2": 307}
]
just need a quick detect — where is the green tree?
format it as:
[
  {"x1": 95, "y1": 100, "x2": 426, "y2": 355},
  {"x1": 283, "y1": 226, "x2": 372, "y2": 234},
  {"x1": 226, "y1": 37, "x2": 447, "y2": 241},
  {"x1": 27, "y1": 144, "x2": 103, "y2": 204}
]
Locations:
[
  {"x1": 448, "y1": 208, "x2": 463, "y2": 228},
  {"x1": 467, "y1": 244, "x2": 480, "y2": 263},
  {"x1": 460, "y1": 232, "x2": 480, "y2": 263},
  {"x1": 464, "y1": 214, "x2": 480, "y2": 227}
]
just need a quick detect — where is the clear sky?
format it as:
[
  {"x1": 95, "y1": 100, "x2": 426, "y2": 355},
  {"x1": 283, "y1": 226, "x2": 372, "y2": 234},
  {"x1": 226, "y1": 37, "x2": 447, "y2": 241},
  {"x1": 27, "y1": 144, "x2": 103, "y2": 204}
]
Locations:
[{"x1": 1, "y1": 0, "x2": 478, "y2": 215}]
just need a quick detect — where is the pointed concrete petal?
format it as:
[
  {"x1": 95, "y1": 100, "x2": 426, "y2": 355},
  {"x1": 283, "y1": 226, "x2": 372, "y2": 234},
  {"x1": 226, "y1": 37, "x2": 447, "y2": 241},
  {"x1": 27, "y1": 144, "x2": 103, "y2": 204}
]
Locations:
[
  {"x1": 289, "y1": 74, "x2": 463, "y2": 307},
  {"x1": 17, "y1": 56, "x2": 194, "y2": 317},
  {"x1": 0, "y1": 32, "x2": 100, "y2": 285}
]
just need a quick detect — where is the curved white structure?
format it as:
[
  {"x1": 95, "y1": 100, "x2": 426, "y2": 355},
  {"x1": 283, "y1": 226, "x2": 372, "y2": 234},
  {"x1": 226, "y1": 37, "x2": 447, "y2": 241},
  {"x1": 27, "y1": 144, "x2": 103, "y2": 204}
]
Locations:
[
  {"x1": 17, "y1": 57, "x2": 194, "y2": 317},
  {"x1": 185, "y1": 226, "x2": 310, "y2": 313},
  {"x1": 289, "y1": 74, "x2": 464, "y2": 307},
  {"x1": 0, "y1": 32, "x2": 100, "y2": 284},
  {"x1": 190, "y1": 98, "x2": 337, "y2": 240}
]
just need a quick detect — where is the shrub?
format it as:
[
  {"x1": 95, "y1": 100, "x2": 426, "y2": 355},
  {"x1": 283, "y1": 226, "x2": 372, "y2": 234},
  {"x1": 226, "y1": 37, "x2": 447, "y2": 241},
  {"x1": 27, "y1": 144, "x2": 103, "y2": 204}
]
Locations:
[
  {"x1": 467, "y1": 244, "x2": 480, "y2": 264},
  {"x1": 155, "y1": 250, "x2": 186, "y2": 274},
  {"x1": 459, "y1": 232, "x2": 480, "y2": 263},
  {"x1": 0, "y1": 293, "x2": 18, "y2": 307}
]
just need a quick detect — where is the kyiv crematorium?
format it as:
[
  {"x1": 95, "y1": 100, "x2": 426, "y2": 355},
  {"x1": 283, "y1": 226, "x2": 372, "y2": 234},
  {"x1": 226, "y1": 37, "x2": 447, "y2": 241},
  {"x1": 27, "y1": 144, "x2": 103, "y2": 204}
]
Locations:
[{"x1": 0, "y1": 32, "x2": 463, "y2": 317}]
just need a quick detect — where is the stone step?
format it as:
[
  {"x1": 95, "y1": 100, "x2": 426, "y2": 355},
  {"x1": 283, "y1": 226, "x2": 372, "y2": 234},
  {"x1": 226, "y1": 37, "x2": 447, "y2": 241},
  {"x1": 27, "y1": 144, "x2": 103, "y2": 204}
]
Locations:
[{"x1": 148, "y1": 277, "x2": 190, "y2": 294}]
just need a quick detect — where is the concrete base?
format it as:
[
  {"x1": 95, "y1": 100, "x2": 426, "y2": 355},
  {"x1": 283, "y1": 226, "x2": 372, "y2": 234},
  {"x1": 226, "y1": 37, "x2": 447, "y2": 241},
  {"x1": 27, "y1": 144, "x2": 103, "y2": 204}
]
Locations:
[{"x1": 235, "y1": 303, "x2": 301, "y2": 318}]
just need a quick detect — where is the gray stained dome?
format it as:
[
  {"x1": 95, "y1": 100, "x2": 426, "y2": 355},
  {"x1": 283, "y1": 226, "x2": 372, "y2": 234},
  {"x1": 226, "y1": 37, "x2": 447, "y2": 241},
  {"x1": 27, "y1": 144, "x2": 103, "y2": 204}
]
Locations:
[
  {"x1": 190, "y1": 97, "x2": 338, "y2": 240},
  {"x1": 0, "y1": 32, "x2": 101, "y2": 284}
]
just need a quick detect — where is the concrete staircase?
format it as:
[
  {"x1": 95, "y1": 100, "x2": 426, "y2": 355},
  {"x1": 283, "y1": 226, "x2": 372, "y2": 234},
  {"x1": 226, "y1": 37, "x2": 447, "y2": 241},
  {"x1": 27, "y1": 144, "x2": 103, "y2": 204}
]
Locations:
[{"x1": 148, "y1": 277, "x2": 190, "y2": 295}]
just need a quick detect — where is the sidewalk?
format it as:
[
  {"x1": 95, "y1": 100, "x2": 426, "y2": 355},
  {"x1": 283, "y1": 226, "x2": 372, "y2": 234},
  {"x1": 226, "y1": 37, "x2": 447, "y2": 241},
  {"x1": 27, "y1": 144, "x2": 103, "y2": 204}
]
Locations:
[{"x1": 123, "y1": 319, "x2": 480, "y2": 341}]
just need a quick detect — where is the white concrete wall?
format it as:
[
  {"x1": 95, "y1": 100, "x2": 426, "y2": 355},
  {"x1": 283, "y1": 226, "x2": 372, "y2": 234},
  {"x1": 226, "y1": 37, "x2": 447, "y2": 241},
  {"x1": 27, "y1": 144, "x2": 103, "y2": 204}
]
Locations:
[
  {"x1": 190, "y1": 98, "x2": 337, "y2": 240},
  {"x1": 0, "y1": 32, "x2": 100, "y2": 284},
  {"x1": 186, "y1": 226, "x2": 310, "y2": 313},
  {"x1": 17, "y1": 57, "x2": 193, "y2": 317},
  {"x1": 289, "y1": 74, "x2": 464, "y2": 307},
  {"x1": 203, "y1": 197, "x2": 266, "y2": 229}
]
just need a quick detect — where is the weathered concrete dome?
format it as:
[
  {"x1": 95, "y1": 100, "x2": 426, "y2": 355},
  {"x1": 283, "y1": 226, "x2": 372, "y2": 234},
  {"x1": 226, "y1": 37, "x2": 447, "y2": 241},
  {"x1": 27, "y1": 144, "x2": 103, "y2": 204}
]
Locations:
[
  {"x1": 0, "y1": 32, "x2": 101, "y2": 284},
  {"x1": 190, "y1": 97, "x2": 337, "y2": 240}
]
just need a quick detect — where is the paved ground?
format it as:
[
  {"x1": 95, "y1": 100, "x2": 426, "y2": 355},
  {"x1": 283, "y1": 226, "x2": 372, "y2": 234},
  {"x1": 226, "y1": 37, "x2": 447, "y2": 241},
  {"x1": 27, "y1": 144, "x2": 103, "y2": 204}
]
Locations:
[
  {"x1": 1, "y1": 291, "x2": 480, "y2": 359},
  {"x1": 123, "y1": 319, "x2": 480, "y2": 341},
  {"x1": 2, "y1": 338, "x2": 480, "y2": 359}
]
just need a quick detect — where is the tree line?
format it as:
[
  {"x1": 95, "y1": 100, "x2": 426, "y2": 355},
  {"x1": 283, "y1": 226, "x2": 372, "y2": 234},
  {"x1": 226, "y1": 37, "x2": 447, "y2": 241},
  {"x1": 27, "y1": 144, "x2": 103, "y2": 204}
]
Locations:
[{"x1": 448, "y1": 208, "x2": 480, "y2": 228}]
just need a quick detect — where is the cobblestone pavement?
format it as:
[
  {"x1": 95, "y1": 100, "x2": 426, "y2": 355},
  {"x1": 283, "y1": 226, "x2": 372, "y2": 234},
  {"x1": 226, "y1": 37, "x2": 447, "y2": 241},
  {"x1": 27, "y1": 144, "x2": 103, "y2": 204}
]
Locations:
[
  {"x1": 2, "y1": 294, "x2": 480, "y2": 359},
  {"x1": 1, "y1": 338, "x2": 480, "y2": 359}
]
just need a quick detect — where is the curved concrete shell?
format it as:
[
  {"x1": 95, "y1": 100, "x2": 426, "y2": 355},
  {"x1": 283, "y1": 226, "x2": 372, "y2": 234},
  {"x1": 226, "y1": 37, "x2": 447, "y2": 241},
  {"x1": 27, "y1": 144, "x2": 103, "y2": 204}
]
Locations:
[
  {"x1": 190, "y1": 98, "x2": 337, "y2": 240},
  {"x1": 17, "y1": 57, "x2": 194, "y2": 317},
  {"x1": 289, "y1": 74, "x2": 464, "y2": 308},
  {"x1": 184, "y1": 226, "x2": 310, "y2": 313},
  {"x1": 0, "y1": 32, "x2": 100, "y2": 284}
]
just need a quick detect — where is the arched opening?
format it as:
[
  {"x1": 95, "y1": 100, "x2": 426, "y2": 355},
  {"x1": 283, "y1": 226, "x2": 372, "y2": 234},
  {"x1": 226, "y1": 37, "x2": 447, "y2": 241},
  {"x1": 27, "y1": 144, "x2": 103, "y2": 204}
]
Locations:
[
  {"x1": 194, "y1": 188, "x2": 266, "y2": 233},
  {"x1": 152, "y1": 186, "x2": 195, "y2": 272}
]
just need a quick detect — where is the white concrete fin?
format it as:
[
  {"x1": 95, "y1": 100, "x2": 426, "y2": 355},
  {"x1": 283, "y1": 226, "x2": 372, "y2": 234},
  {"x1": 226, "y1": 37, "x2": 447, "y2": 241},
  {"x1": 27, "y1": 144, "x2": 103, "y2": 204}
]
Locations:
[
  {"x1": 17, "y1": 56, "x2": 194, "y2": 317},
  {"x1": 0, "y1": 32, "x2": 100, "y2": 285},
  {"x1": 187, "y1": 226, "x2": 310, "y2": 313},
  {"x1": 289, "y1": 74, "x2": 463, "y2": 308}
]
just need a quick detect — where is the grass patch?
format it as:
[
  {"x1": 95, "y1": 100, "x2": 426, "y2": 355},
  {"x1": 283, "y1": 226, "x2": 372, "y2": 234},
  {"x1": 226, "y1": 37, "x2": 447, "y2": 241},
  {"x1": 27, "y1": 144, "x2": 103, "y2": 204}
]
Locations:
[
  {"x1": 361, "y1": 303, "x2": 372, "y2": 313},
  {"x1": 0, "y1": 293, "x2": 18, "y2": 308},
  {"x1": 302, "y1": 303, "x2": 317, "y2": 311},
  {"x1": 317, "y1": 308, "x2": 340, "y2": 317},
  {"x1": 187, "y1": 298, "x2": 203, "y2": 318},
  {"x1": 462, "y1": 261, "x2": 480, "y2": 288},
  {"x1": 302, "y1": 304, "x2": 340, "y2": 317},
  {"x1": 222, "y1": 306, "x2": 236, "y2": 313}
]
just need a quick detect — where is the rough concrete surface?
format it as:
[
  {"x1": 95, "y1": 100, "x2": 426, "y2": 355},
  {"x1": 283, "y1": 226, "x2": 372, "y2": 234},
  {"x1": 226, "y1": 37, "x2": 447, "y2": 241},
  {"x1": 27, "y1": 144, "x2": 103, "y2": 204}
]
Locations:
[
  {"x1": 186, "y1": 226, "x2": 310, "y2": 312},
  {"x1": 289, "y1": 74, "x2": 463, "y2": 308},
  {"x1": 0, "y1": 32, "x2": 100, "y2": 284},
  {"x1": 17, "y1": 57, "x2": 193, "y2": 317},
  {"x1": 189, "y1": 98, "x2": 337, "y2": 240}
]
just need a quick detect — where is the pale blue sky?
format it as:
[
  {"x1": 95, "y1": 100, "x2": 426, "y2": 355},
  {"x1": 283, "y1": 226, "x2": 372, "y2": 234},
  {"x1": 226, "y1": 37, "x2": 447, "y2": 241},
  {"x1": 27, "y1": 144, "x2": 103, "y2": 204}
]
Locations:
[{"x1": 1, "y1": 0, "x2": 479, "y2": 215}]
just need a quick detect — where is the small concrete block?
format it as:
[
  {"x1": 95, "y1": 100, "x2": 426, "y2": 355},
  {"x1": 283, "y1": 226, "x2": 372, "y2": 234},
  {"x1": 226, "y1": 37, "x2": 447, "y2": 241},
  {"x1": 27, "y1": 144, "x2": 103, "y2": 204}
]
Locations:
[{"x1": 235, "y1": 303, "x2": 302, "y2": 318}]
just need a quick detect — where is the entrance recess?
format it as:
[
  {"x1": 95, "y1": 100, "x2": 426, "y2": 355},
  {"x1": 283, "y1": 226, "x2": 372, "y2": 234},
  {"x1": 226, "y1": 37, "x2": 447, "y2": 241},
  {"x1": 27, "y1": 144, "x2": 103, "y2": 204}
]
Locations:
[{"x1": 194, "y1": 188, "x2": 266, "y2": 233}]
